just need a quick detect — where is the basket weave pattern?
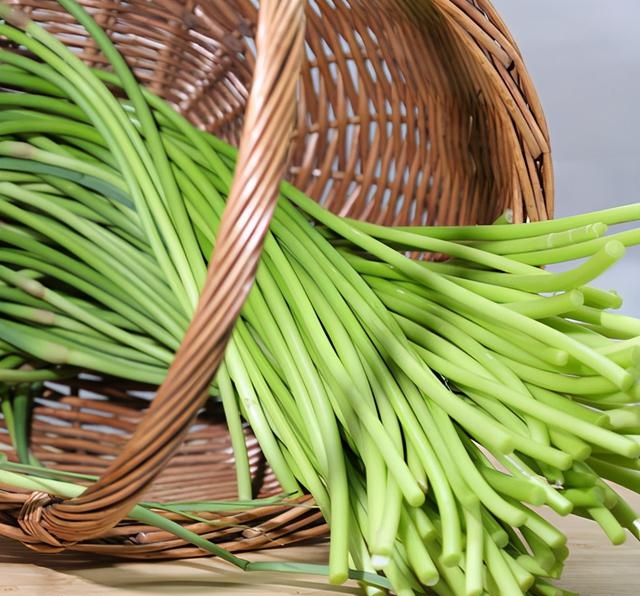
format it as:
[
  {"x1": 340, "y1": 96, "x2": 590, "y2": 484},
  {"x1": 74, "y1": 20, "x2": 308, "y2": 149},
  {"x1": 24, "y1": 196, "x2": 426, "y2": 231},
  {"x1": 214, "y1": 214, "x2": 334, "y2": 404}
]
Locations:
[
  {"x1": 1, "y1": 380, "x2": 323, "y2": 557},
  {"x1": 0, "y1": 0, "x2": 552, "y2": 558},
  {"x1": 8, "y1": 0, "x2": 552, "y2": 226}
]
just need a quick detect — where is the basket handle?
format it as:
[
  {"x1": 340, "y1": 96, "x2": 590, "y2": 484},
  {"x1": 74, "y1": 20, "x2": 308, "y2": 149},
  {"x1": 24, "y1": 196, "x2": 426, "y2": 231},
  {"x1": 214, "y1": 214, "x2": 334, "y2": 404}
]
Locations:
[{"x1": 18, "y1": 0, "x2": 305, "y2": 547}]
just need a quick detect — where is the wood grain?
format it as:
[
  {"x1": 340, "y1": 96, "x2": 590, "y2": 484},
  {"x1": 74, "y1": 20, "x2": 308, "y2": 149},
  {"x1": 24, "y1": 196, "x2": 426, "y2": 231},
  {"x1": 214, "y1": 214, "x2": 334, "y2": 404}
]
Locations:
[{"x1": 1, "y1": 503, "x2": 639, "y2": 595}]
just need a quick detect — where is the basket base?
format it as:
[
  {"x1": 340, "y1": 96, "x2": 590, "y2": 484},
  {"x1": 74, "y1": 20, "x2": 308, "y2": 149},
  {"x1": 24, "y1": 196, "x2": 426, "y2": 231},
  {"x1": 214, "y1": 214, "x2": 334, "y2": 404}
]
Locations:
[{"x1": 0, "y1": 378, "x2": 327, "y2": 559}]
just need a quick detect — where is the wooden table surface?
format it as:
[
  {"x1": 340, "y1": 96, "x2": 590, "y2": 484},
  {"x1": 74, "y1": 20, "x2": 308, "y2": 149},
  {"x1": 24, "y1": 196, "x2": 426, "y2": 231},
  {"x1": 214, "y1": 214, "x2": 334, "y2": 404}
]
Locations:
[{"x1": 1, "y1": 506, "x2": 639, "y2": 596}]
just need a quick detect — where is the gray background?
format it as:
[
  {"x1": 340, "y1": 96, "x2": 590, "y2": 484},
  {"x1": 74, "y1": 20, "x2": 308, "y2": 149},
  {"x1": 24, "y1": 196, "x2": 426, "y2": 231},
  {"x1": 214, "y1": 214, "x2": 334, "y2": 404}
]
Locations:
[{"x1": 492, "y1": 0, "x2": 640, "y2": 316}]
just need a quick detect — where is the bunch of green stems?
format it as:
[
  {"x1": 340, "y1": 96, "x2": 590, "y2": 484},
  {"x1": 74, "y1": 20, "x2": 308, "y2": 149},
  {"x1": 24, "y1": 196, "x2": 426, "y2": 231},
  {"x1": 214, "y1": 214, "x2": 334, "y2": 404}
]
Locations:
[{"x1": 0, "y1": 3, "x2": 639, "y2": 595}]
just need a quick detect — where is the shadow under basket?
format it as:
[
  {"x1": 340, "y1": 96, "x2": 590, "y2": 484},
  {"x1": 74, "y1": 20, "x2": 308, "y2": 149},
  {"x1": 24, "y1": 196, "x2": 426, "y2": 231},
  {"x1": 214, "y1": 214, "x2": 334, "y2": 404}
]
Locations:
[
  {"x1": 0, "y1": 0, "x2": 552, "y2": 562},
  {"x1": 0, "y1": 378, "x2": 324, "y2": 558}
]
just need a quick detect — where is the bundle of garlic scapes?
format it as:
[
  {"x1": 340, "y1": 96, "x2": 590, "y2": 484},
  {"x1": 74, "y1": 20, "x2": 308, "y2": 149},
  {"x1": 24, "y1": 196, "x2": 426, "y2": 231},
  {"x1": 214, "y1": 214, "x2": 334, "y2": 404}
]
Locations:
[{"x1": 0, "y1": 2, "x2": 639, "y2": 595}]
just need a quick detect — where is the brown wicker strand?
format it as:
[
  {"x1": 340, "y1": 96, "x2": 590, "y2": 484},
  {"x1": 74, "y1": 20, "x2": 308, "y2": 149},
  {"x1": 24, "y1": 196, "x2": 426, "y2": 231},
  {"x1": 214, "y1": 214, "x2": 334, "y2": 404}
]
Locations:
[{"x1": 13, "y1": 0, "x2": 305, "y2": 546}]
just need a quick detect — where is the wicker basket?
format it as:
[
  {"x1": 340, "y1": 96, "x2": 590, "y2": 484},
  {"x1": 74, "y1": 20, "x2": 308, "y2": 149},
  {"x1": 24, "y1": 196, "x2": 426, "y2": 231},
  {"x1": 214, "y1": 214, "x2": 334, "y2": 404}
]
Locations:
[{"x1": 0, "y1": 0, "x2": 552, "y2": 559}]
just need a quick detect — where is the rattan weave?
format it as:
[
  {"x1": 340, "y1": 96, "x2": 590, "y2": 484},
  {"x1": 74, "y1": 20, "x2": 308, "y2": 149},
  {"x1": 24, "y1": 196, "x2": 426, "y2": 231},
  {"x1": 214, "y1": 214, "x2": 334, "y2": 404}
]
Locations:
[{"x1": 0, "y1": 0, "x2": 552, "y2": 559}]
